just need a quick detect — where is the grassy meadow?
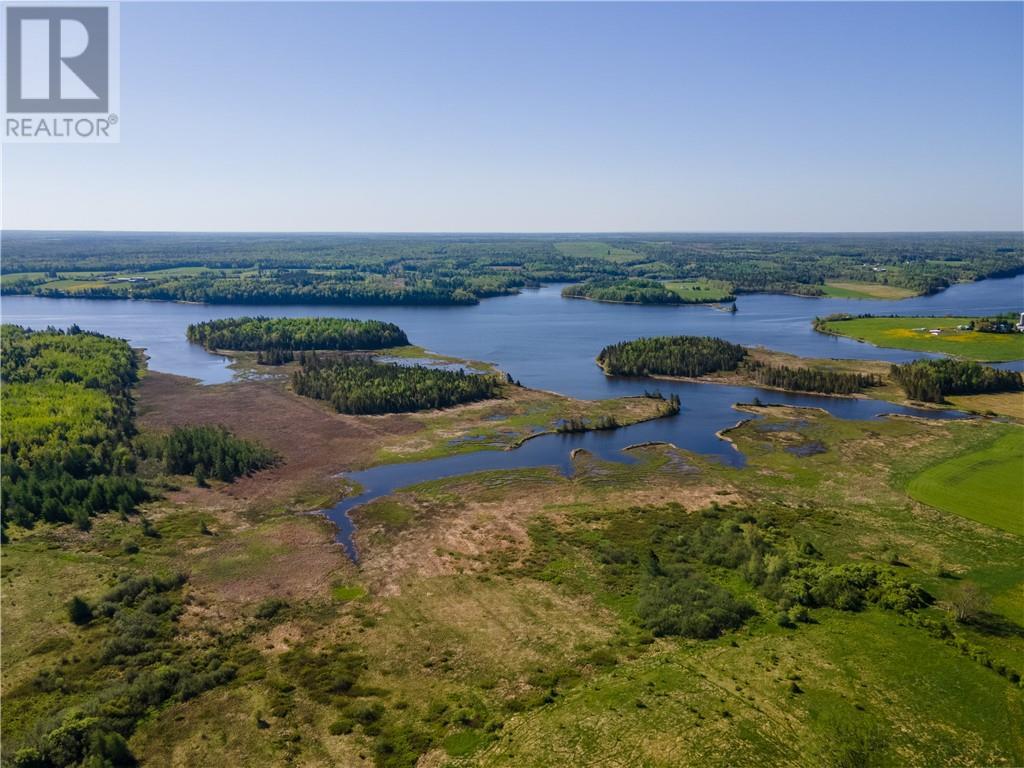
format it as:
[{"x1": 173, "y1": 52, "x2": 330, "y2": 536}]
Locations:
[
  {"x1": 821, "y1": 281, "x2": 918, "y2": 300},
  {"x1": 906, "y1": 429, "x2": 1024, "y2": 535},
  {"x1": 820, "y1": 316, "x2": 1024, "y2": 361},
  {"x1": 664, "y1": 279, "x2": 736, "y2": 302}
]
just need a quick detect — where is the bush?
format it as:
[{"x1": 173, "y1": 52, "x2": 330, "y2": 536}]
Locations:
[
  {"x1": 67, "y1": 596, "x2": 94, "y2": 626},
  {"x1": 254, "y1": 598, "x2": 288, "y2": 620},
  {"x1": 637, "y1": 573, "x2": 754, "y2": 639}
]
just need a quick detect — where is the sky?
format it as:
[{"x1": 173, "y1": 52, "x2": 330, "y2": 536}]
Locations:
[{"x1": 2, "y1": 1, "x2": 1022, "y2": 233}]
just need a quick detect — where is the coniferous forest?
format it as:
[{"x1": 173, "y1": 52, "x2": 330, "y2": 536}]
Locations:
[
  {"x1": 744, "y1": 361, "x2": 882, "y2": 395},
  {"x1": 889, "y1": 359, "x2": 1024, "y2": 403},
  {"x1": 186, "y1": 316, "x2": 409, "y2": 351},
  {"x1": 158, "y1": 425, "x2": 277, "y2": 482},
  {"x1": 291, "y1": 356, "x2": 503, "y2": 414},
  {"x1": 0, "y1": 325, "x2": 147, "y2": 534},
  {"x1": 597, "y1": 336, "x2": 749, "y2": 377}
]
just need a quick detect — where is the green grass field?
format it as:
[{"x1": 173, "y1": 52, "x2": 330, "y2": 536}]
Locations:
[
  {"x1": 664, "y1": 279, "x2": 736, "y2": 302},
  {"x1": 821, "y1": 281, "x2": 918, "y2": 300},
  {"x1": 907, "y1": 429, "x2": 1024, "y2": 535},
  {"x1": 821, "y1": 316, "x2": 1024, "y2": 362}
]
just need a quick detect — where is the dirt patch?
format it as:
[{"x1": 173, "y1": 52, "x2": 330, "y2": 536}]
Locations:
[
  {"x1": 136, "y1": 372, "x2": 422, "y2": 509},
  {"x1": 355, "y1": 495, "x2": 533, "y2": 596},
  {"x1": 191, "y1": 515, "x2": 349, "y2": 604}
]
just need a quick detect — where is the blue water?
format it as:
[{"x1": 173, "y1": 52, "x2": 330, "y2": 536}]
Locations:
[
  {"x1": 326, "y1": 384, "x2": 966, "y2": 559},
  {"x1": 3, "y1": 275, "x2": 1015, "y2": 558},
  {"x1": 4, "y1": 274, "x2": 1021, "y2": 391}
]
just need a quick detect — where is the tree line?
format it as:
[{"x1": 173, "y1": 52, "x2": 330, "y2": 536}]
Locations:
[
  {"x1": 186, "y1": 316, "x2": 409, "y2": 351},
  {"x1": 1, "y1": 325, "x2": 147, "y2": 534},
  {"x1": 562, "y1": 279, "x2": 687, "y2": 305},
  {"x1": 889, "y1": 359, "x2": 1023, "y2": 403},
  {"x1": 597, "y1": 336, "x2": 748, "y2": 377},
  {"x1": 743, "y1": 361, "x2": 881, "y2": 395},
  {"x1": 5, "y1": 231, "x2": 1019, "y2": 306},
  {"x1": 291, "y1": 356, "x2": 504, "y2": 415}
]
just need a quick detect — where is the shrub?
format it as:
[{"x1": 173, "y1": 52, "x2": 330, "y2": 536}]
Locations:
[
  {"x1": 637, "y1": 573, "x2": 755, "y2": 639},
  {"x1": 67, "y1": 596, "x2": 93, "y2": 626},
  {"x1": 254, "y1": 598, "x2": 288, "y2": 620}
]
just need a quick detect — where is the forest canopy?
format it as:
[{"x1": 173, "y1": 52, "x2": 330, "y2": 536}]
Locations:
[
  {"x1": 186, "y1": 316, "x2": 409, "y2": 351},
  {"x1": 562, "y1": 279, "x2": 687, "y2": 305},
  {"x1": 1, "y1": 325, "x2": 146, "y2": 533},
  {"x1": 597, "y1": 336, "x2": 748, "y2": 377},
  {"x1": 3, "y1": 232, "x2": 1020, "y2": 305},
  {"x1": 889, "y1": 359, "x2": 1023, "y2": 403},
  {"x1": 291, "y1": 356, "x2": 503, "y2": 414}
]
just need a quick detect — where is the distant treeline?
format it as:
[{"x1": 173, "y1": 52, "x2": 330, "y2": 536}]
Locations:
[
  {"x1": 890, "y1": 359, "x2": 1023, "y2": 403},
  {"x1": 563, "y1": 279, "x2": 685, "y2": 305},
  {"x1": 563, "y1": 278, "x2": 737, "y2": 305},
  {"x1": 745, "y1": 361, "x2": 881, "y2": 395},
  {"x1": 156, "y1": 425, "x2": 277, "y2": 483},
  {"x1": 186, "y1": 316, "x2": 409, "y2": 351},
  {"x1": 93, "y1": 274, "x2": 490, "y2": 306},
  {"x1": 1, "y1": 325, "x2": 147, "y2": 533},
  {"x1": 4, "y1": 231, "x2": 1020, "y2": 305},
  {"x1": 597, "y1": 336, "x2": 748, "y2": 377},
  {"x1": 292, "y1": 356, "x2": 503, "y2": 414}
]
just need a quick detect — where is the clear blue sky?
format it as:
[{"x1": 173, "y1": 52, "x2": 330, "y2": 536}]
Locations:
[{"x1": 3, "y1": 1, "x2": 1022, "y2": 232}]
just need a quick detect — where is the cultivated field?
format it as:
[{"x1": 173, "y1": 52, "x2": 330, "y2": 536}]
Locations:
[
  {"x1": 906, "y1": 429, "x2": 1024, "y2": 535},
  {"x1": 821, "y1": 281, "x2": 918, "y2": 299},
  {"x1": 820, "y1": 316, "x2": 1024, "y2": 361}
]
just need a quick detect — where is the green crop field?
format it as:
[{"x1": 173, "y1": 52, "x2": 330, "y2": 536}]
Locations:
[
  {"x1": 664, "y1": 279, "x2": 736, "y2": 302},
  {"x1": 821, "y1": 281, "x2": 918, "y2": 299},
  {"x1": 821, "y1": 316, "x2": 1024, "y2": 362},
  {"x1": 907, "y1": 429, "x2": 1024, "y2": 535}
]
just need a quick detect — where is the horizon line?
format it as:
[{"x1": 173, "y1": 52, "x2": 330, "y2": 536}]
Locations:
[{"x1": 4, "y1": 228, "x2": 1023, "y2": 237}]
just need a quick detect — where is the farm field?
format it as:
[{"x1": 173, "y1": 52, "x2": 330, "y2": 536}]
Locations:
[
  {"x1": 819, "y1": 316, "x2": 1024, "y2": 362},
  {"x1": 905, "y1": 429, "x2": 1024, "y2": 536},
  {"x1": 553, "y1": 241, "x2": 645, "y2": 263},
  {"x1": 664, "y1": 279, "x2": 736, "y2": 302},
  {"x1": 947, "y1": 392, "x2": 1024, "y2": 421},
  {"x1": 821, "y1": 281, "x2": 918, "y2": 299}
]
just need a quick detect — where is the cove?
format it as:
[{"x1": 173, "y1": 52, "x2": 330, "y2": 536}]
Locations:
[{"x1": 324, "y1": 380, "x2": 968, "y2": 560}]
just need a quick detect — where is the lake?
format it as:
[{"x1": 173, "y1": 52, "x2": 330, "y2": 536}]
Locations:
[
  {"x1": 4, "y1": 276, "x2": 1016, "y2": 557},
  {"x1": 4, "y1": 274, "x2": 1021, "y2": 393}
]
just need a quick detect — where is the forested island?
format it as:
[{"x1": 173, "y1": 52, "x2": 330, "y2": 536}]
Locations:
[
  {"x1": 597, "y1": 336, "x2": 748, "y2": 377},
  {"x1": 3, "y1": 231, "x2": 1020, "y2": 306},
  {"x1": 292, "y1": 356, "x2": 504, "y2": 414},
  {"x1": 186, "y1": 316, "x2": 409, "y2": 352},
  {"x1": 597, "y1": 336, "x2": 883, "y2": 396}
]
